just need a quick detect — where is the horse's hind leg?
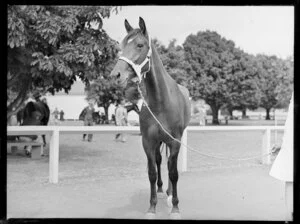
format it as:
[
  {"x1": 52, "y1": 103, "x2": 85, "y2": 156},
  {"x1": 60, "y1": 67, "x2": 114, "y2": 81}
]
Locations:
[
  {"x1": 42, "y1": 135, "x2": 46, "y2": 147},
  {"x1": 156, "y1": 142, "x2": 163, "y2": 193}
]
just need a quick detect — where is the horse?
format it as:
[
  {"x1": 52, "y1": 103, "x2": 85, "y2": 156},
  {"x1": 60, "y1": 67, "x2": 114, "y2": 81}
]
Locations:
[
  {"x1": 110, "y1": 17, "x2": 191, "y2": 219},
  {"x1": 19, "y1": 100, "x2": 50, "y2": 147}
]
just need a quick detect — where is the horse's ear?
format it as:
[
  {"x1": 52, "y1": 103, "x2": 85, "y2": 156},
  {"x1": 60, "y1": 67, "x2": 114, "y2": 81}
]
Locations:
[
  {"x1": 124, "y1": 19, "x2": 133, "y2": 33},
  {"x1": 139, "y1": 17, "x2": 147, "y2": 35}
]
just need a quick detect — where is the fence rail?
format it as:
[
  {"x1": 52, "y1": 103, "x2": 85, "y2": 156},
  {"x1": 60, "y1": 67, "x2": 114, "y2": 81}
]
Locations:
[{"x1": 7, "y1": 125, "x2": 284, "y2": 184}]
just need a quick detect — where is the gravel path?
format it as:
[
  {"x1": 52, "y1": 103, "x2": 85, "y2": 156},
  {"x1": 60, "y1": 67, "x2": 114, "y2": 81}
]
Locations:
[{"x1": 7, "y1": 131, "x2": 286, "y2": 220}]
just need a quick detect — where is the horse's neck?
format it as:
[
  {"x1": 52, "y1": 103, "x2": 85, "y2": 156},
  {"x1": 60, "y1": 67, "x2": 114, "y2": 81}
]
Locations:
[{"x1": 143, "y1": 44, "x2": 171, "y2": 107}]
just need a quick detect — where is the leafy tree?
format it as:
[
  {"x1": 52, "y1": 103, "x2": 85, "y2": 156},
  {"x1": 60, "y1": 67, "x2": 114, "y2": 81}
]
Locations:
[
  {"x1": 7, "y1": 5, "x2": 120, "y2": 119},
  {"x1": 85, "y1": 77, "x2": 123, "y2": 122},
  {"x1": 255, "y1": 54, "x2": 293, "y2": 119},
  {"x1": 274, "y1": 56, "x2": 294, "y2": 109},
  {"x1": 183, "y1": 30, "x2": 260, "y2": 124},
  {"x1": 84, "y1": 41, "x2": 124, "y2": 121},
  {"x1": 223, "y1": 50, "x2": 261, "y2": 119}
]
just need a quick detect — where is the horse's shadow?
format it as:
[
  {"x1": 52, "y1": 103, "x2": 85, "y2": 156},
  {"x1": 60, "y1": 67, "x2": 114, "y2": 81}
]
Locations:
[{"x1": 104, "y1": 188, "x2": 171, "y2": 219}]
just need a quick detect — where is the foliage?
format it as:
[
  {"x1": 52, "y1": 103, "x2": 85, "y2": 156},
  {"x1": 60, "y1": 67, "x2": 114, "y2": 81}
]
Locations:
[
  {"x1": 7, "y1": 5, "x2": 120, "y2": 118},
  {"x1": 223, "y1": 50, "x2": 261, "y2": 117},
  {"x1": 255, "y1": 54, "x2": 293, "y2": 119},
  {"x1": 84, "y1": 41, "x2": 124, "y2": 121},
  {"x1": 183, "y1": 30, "x2": 260, "y2": 124},
  {"x1": 274, "y1": 56, "x2": 294, "y2": 108}
]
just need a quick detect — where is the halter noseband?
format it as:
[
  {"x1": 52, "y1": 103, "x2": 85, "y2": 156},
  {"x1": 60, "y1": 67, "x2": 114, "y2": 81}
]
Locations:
[{"x1": 118, "y1": 34, "x2": 152, "y2": 83}]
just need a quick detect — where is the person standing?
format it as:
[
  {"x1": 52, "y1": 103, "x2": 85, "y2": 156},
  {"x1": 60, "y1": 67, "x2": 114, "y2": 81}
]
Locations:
[
  {"x1": 82, "y1": 102, "x2": 95, "y2": 142},
  {"x1": 199, "y1": 106, "x2": 206, "y2": 126},
  {"x1": 115, "y1": 98, "x2": 128, "y2": 142},
  {"x1": 269, "y1": 93, "x2": 293, "y2": 221},
  {"x1": 59, "y1": 110, "x2": 65, "y2": 121},
  {"x1": 53, "y1": 107, "x2": 59, "y2": 125},
  {"x1": 108, "y1": 100, "x2": 117, "y2": 124}
]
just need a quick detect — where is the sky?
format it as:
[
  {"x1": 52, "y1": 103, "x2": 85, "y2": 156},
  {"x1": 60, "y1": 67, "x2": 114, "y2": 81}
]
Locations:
[{"x1": 102, "y1": 6, "x2": 294, "y2": 59}]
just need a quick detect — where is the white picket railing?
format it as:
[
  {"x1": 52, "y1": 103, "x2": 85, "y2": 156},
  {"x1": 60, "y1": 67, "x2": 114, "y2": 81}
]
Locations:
[{"x1": 7, "y1": 125, "x2": 284, "y2": 184}]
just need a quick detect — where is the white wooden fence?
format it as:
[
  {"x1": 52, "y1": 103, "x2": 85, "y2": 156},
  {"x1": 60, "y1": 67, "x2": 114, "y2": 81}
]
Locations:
[{"x1": 7, "y1": 125, "x2": 284, "y2": 184}]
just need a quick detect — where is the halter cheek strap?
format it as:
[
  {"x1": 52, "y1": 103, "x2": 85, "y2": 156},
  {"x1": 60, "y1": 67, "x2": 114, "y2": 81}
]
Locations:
[{"x1": 118, "y1": 35, "x2": 152, "y2": 83}]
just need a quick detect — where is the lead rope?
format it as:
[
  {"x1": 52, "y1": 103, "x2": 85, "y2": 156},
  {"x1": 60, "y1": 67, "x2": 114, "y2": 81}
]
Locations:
[{"x1": 137, "y1": 85, "x2": 273, "y2": 162}]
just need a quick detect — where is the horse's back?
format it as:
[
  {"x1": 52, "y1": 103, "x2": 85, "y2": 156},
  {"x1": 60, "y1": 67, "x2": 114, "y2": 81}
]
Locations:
[{"x1": 22, "y1": 101, "x2": 50, "y2": 125}]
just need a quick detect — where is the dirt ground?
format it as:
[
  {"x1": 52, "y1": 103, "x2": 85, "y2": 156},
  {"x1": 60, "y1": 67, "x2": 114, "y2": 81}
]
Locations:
[{"x1": 7, "y1": 130, "x2": 287, "y2": 220}]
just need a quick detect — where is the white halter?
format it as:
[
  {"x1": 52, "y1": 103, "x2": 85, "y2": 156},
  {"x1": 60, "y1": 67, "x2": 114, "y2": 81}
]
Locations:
[{"x1": 118, "y1": 34, "x2": 152, "y2": 83}]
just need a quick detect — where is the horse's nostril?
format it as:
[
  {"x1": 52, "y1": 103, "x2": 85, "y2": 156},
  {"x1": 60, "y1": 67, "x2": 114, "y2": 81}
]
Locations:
[{"x1": 116, "y1": 73, "x2": 121, "y2": 79}]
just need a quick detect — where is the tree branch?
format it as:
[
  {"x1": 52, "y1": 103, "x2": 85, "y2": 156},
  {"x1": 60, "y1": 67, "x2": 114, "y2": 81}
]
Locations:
[{"x1": 7, "y1": 72, "x2": 20, "y2": 86}]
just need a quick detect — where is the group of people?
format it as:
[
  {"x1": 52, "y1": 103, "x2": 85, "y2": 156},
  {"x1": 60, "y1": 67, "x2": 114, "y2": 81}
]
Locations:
[
  {"x1": 80, "y1": 98, "x2": 129, "y2": 143},
  {"x1": 52, "y1": 108, "x2": 65, "y2": 124}
]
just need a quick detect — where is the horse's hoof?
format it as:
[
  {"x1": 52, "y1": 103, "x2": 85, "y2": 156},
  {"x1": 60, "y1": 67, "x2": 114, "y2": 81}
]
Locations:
[
  {"x1": 157, "y1": 192, "x2": 165, "y2": 199},
  {"x1": 170, "y1": 212, "x2": 181, "y2": 220},
  {"x1": 145, "y1": 212, "x2": 156, "y2": 219},
  {"x1": 167, "y1": 195, "x2": 173, "y2": 208}
]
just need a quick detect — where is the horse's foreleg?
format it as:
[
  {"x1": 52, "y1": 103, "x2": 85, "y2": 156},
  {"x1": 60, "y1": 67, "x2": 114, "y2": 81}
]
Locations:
[
  {"x1": 167, "y1": 142, "x2": 181, "y2": 214},
  {"x1": 143, "y1": 137, "x2": 159, "y2": 215},
  {"x1": 147, "y1": 155, "x2": 157, "y2": 214},
  {"x1": 156, "y1": 143, "x2": 163, "y2": 194}
]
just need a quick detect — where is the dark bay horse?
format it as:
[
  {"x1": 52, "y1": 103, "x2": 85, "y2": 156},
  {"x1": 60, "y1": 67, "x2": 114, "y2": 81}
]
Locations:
[
  {"x1": 111, "y1": 17, "x2": 191, "y2": 218},
  {"x1": 18, "y1": 100, "x2": 50, "y2": 146}
]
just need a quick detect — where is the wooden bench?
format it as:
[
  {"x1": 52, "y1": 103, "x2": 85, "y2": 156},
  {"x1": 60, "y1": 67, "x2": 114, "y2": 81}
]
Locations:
[{"x1": 7, "y1": 140, "x2": 44, "y2": 159}]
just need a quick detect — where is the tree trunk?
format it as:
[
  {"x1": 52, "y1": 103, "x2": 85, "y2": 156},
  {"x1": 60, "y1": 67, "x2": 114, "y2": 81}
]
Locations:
[
  {"x1": 7, "y1": 74, "x2": 31, "y2": 119},
  {"x1": 228, "y1": 108, "x2": 233, "y2": 120},
  {"x1": 265, "y1": 108, "x2": 271, "y2": 120},
  {"x1": 7, "y1": 87, "x2": 29, "y2": 119},
  {"x1": 211, "y1": 105, "x2": 220, "y2": 125},
  {"x1": 104, "y1": 106, "x2": 109, "y2": 124},
  {"x1": 242, "y1": 108, "x2": 247, "y2": 119}
]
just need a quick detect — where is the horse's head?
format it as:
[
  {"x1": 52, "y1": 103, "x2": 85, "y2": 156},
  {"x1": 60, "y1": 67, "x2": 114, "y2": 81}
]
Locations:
[{"x1": 111, "y1": 17, "x2": 152, "y2": 88}]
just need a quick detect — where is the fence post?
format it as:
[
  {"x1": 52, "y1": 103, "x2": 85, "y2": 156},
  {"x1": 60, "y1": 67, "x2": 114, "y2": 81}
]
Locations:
[
  {"x1": 178, "y1": 128, "x2": 188, "y2": 172},
  {"x1": 262, "y1": 128, "x2": 271, "y2": 165},
  {"x1": 49, "y1": 128, "x2": 59, "y2": 183}
]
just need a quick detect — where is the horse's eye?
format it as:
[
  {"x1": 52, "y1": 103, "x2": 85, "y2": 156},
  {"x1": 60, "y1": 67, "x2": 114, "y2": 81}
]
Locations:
[{"x1": 137, "y1": 44, "x2": 144, "y2": 48}]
